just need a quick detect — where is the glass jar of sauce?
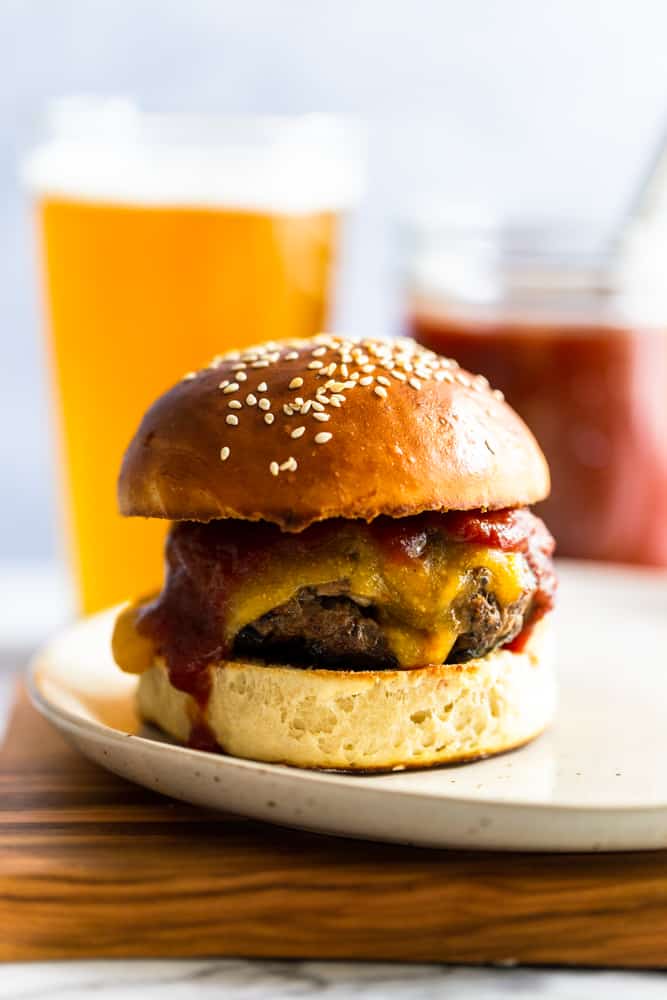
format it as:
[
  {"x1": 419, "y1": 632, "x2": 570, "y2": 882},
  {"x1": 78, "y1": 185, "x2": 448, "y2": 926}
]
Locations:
[{"x1": 406, "y1": 217, "x2": 667, "y2": 566}]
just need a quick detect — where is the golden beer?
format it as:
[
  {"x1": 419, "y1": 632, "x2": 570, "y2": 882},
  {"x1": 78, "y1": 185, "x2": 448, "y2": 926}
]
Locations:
[{"x1": 28, "y1": 103, "x2": 360, "y2": 613}]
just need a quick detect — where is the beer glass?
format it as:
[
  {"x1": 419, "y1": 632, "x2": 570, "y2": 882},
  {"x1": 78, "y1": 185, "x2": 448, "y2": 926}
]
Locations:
[{"x1": 26, "y1": 98, "x2": 363, "y2": 613}]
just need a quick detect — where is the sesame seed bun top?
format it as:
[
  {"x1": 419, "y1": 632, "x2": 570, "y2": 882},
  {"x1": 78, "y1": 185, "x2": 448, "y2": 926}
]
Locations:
[{"x1": 118, "y1": 334, "x2": 550, "y2": 530}]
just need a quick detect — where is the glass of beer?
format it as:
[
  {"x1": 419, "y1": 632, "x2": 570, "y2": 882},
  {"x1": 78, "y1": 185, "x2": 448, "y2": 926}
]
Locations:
[{"x1": 26, "y1": 98, "x2": 363, "y2": 614}]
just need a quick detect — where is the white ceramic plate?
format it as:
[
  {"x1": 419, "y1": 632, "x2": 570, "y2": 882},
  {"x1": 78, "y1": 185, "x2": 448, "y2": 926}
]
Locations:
[{"x1": 28, "y1": 560, "x2": 667, "y2": 852}]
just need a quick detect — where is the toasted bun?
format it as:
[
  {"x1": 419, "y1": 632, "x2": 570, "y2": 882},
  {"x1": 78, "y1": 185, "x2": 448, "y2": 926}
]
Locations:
[
  {"x1": 119, "y1": 335, "x2": 549, "y2": 530},
  {"x1": 136, "y1": 617, "x2": 554, "y2": 772}
]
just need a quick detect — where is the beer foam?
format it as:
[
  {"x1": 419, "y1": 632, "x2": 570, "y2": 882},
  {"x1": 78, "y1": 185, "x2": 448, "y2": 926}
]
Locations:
[{"x1": 24, "y1": 100, "x2": 364, "y2": 213}]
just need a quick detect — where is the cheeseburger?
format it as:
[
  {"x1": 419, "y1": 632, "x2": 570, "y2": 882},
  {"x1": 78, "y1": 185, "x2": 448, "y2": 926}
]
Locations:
[{"x1": 113, "y1": 334, "x2": 556, "y2": 771}]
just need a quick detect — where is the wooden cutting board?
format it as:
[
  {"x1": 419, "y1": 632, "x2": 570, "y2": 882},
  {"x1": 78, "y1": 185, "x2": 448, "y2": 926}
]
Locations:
[{"x1": 2, "y1": 682, "x2": 667, "y2": 967}]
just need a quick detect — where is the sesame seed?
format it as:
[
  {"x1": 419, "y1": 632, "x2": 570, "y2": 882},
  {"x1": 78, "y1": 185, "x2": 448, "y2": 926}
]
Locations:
[
  {"x1": 294, "y1": 397, "x2": 304, "y2": 407},
  {"x1": 312, "y1": 411, "x2": 330, "y2": 422},
  {"x1": 301, "y1": 400, "x2": 312, "y2": 414},
  {"x1": 280, "y1": 456, "x2": 298, "y2": 472},
  {"x1": 226, "y1": 414, "x2": 239, "y2": 426},
  {"x1": 308, "y1": 360, "x2": 324, "y2": 370},
  {"x1": 258, "y1": 398, "x2": 271, "y2": 411},
  {"x1": 231, "y1": 362, "x2": 247, "y2": 371},
  {"x1": 284, "y1": 351, "x2": 299, "y2": 361},
  {"x1": 251, "y1": 360, "x2": 269, "y2": 368},
  {"x1": 270, "y1": 461, "x2": 279, "y2": 476},
  {"x1": 361, "y1": 364, "x2": 375, "y2": 374},
  {"x1": 223, "y1": 383, "x2": 239, "y2": 394},
  {"x1": 264, "y1": 412, "x2": 275, "y2": 425},
  {"x1": 289, "y1": 377, "x2": 304, "y2": 389},
  {"x1": 218, "y1": 380, "x2": 229, "y2": 389},
  {"x1": 359, "y1": 376, "x2": 374, "y2": 386},
  {"x1": 328, "y1": 381, "x2": 346, "y2": 392},
  {"x1": 340, "y1": 363, "x2": 349, "y2": 377},
  {"x1": 220, "y1": 446, "x2": 230, "y2": 461},
  {"x1": 228, "y1": 400, "x2": 242, "y2": 409},
  {"x1": 314, "y1": 431, "x2": 333, "y2": 444},
  {"x1": 236, "y1": 371, "x2": 248, "y2": 382},
  {"x1": 408, "y1": 377, "x2": 421, "y2": 390},
  {"x1": 246, "y1": 393, "x2": 257, "y2": 406},
  {"x1": 391, "y1": 370, "x2": 407, "y2": 381},
  {"x1": 316, "y1": 393, "x2": 330, "y2": 403},
  {"x1": 329, "y1": 397, "x2": 342, "y2": 407},
  {"x1": 374, "y1": 385, "x2": 388, "y2": 399},
  {"x1": 257, "y1": 381, "x2": 268, "y2": 392},
  {"x1": 291, "y1": 426, "x2": 306, "y2": 439},
  {"x1": 283, "y1": 404, "x2": 294, "y2": 416},
  {"x1": 324, "y1": 362, "x2": 337, "y2": 376},
  {"x1": 376, "y1": 375, "x2": 391, "y2": 387},
  {"x1": 311, "y1": 400, "x2": 325, "y2": 411},
  {"x1": 312, "y1": 346, "x2": 327, "y2": 357},
  {"x1": 341, "y1": 380, "x2": 356, "y2": 390},
  {"x1": 183, "y1": 371, "x2": 197, "y2": 380}
]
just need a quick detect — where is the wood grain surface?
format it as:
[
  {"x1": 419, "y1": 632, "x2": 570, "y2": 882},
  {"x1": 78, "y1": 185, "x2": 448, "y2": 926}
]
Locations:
[{"x1": 2, "y1": 683, "x2": 667, "y2": 966}]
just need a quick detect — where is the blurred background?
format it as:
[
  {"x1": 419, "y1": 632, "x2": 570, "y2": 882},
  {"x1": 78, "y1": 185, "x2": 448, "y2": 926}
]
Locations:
[{"x1": 3, "y1": 0, "x2": 667, "y2": 630}]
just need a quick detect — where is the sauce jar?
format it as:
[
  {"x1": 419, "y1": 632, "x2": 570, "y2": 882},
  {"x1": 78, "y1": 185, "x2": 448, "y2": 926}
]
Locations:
[{"x1": 405, "y1": 216, "x2": 667, "y2": 566}]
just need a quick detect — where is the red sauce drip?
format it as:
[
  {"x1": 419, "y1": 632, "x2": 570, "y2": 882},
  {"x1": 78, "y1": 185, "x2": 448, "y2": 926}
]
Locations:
[
  {"x1": 136, "y1": 520, "x2": 278, "y2": 701},
  {"x1": 188, "y1": 717, "x2": 221, "y2": 753}
]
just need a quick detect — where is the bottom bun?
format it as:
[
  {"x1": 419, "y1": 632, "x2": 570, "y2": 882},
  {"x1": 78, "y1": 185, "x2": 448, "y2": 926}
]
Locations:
[{"x1": 137, "y1": 616, "x2": 556, "y2": 772}]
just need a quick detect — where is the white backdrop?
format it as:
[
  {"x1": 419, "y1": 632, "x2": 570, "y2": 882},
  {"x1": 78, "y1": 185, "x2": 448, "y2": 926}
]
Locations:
[{"x1": 2, "y1": 0, "x2": 667, "y2": 560}]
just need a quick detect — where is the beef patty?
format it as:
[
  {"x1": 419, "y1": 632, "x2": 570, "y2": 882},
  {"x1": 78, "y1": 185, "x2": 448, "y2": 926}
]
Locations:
[
  {"x1": 234, "y1": 567, "x2": 533, "y2": 670},
  {"x1": 448, "y1": 566, "x2": 531, "y2": 662},
  {"x1": 234, "y1": 588, "x2": 396, "y2": 670}
]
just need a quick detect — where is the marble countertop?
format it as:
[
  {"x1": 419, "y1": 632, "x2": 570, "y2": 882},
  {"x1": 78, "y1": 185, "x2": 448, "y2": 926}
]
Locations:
[
  {"x1": 1, "y1": 564, "x2": 666, "y2": 999},
  {"x1": 2, "y1": 960, "x2": 667, "y2": 1000}
]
